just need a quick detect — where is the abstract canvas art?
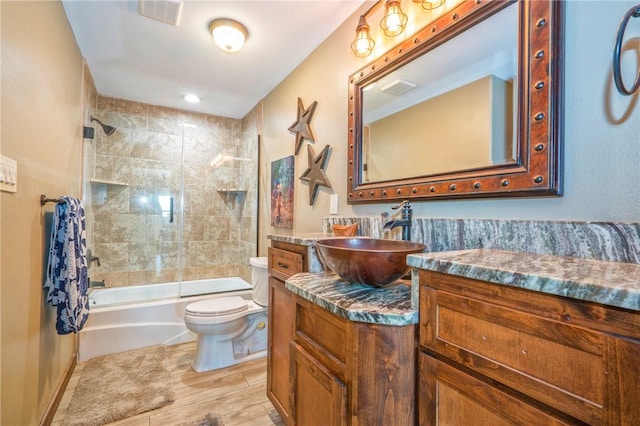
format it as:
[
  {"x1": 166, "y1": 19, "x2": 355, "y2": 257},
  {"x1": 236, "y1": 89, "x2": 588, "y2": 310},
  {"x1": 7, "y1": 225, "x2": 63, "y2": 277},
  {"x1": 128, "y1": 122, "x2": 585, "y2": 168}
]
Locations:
[{"x1": 271, "y1": 155, "x2": 295, "y2": 229}]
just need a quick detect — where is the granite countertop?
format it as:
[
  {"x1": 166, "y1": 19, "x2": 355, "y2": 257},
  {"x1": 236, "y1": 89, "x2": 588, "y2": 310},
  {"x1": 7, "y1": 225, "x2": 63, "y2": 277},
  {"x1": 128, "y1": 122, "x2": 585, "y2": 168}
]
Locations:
[
  {"x1": 267, "y1": 233, "x2": 327, "y2": 246},
  {"x1": 408, "y1": 249, "x2": 640, "y2": 312},
  {"x1": 285, "y1": 272, "x2": 417, "y2": 326}
]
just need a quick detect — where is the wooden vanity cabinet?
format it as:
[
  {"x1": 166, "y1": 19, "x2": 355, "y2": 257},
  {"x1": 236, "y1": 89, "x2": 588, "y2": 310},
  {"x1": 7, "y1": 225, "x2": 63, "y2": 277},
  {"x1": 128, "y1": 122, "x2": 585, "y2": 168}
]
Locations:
[
  {"x1": 268, "y1": 241, "x2": 309, "y2": 424},
  {"x1": 291, "y1": 295, "x2": 416, "y2": 426},
  {"x1": 418, "y1": 270, "x2": 640, "y2": 425}
]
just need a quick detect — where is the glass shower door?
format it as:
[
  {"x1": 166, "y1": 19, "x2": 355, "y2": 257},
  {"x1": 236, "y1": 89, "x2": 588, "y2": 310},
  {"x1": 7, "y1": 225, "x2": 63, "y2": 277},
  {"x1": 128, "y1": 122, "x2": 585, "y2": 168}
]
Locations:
[
  {"x1": 84, "y1": 106, "x2": 185, "y2": 304},
  {"x1": 82, "y1": 99, "x2": 259, "y2": 307}
]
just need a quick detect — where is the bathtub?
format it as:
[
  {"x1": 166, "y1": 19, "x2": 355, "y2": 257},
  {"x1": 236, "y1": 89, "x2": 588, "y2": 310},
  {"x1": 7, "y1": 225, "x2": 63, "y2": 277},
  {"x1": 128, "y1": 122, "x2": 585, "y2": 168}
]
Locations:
[{"x1": 79, "y1": 277, "x2": 253, "y2": 361}]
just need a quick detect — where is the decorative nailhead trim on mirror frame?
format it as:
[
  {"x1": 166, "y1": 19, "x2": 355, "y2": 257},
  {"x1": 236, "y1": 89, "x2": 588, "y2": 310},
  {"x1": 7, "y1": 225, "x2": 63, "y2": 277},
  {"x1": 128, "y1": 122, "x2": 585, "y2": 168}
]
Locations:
[{"x1": 346, "y1": 0, "x2": 563, "y2": 203}]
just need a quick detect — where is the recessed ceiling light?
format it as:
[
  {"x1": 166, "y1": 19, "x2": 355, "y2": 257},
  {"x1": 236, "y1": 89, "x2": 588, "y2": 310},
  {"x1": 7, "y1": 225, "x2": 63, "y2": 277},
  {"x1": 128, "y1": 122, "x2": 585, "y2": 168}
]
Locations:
[{"x1": 183, "y1": 94, "x2": 201, "y2": 103}]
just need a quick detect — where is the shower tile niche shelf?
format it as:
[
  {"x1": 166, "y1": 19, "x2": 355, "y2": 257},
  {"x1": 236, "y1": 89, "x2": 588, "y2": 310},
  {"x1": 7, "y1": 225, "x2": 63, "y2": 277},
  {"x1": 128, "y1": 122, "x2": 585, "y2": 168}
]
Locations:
[
  {"x1": 90, "y1": 178, "x2": 129, "y2": 187},
  {"x1": 90, "y1": 179, "x2": 129, "y2": 207},
  {"x1": 217, "y1": 189, "x2": 247, "y2": 205}
]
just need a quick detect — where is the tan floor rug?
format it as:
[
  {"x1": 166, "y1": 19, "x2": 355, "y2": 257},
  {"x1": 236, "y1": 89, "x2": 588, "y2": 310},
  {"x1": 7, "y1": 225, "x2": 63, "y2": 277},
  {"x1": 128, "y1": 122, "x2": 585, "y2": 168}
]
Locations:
[{"x1": 63, "y1": 345, "x2": 175, "y2": 426}]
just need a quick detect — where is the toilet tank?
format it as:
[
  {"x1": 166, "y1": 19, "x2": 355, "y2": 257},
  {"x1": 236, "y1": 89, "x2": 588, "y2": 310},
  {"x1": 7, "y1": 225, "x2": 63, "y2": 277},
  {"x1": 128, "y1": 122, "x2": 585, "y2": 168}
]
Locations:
[{"x1": 249, "y1": 257, "x2": 268, "y2": 306}]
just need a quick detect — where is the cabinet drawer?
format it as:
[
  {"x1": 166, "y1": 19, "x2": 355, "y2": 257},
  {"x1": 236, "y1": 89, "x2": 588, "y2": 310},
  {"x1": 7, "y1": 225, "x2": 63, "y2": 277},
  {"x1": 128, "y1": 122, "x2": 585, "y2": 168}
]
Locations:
[
  {"x1": 421, "y1": 287, "x2": 604, "y2": 425},
  {"x1": 418, "y1": 352, "x2": 574, "y2": 425},
  {"x1": 269, "y1": 247, "x2": 303, "y2": 279}
]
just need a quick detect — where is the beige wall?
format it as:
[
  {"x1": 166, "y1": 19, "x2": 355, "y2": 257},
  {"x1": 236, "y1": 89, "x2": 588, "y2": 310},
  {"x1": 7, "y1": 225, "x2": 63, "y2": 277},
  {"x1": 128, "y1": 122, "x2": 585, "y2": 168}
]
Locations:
[
  {"x1": 259, "y1": 4, "x2": 363, "y2": 254},
  {"x1": 1, "y1": 1, "x2": 83, "y2": 424},
  {"x1": 1, "y1": 3, "x2": 3, "y2": 422}
]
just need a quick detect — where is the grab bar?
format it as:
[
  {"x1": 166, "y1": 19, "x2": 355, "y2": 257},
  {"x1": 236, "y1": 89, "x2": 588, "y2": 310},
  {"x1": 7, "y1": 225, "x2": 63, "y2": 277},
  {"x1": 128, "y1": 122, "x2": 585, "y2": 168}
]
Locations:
[{"x1": 613, "y1": 4, "x2": 640, "y2": 95}]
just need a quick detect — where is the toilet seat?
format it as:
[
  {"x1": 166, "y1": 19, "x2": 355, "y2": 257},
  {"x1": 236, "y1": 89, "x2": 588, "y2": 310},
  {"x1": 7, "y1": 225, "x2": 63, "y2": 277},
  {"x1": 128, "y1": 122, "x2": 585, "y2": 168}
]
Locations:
[{"x1": 186, "y1": 296, "x2": 248, "y2": 317}]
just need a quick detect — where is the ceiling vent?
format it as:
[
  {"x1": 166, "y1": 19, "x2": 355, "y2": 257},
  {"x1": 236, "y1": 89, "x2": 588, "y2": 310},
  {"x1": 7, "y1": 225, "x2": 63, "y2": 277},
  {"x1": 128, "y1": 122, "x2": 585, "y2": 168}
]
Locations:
[
  {"x1": 138, "y1": 0, "x2": 183, "y2": 26},
  {"x1": 380, "y1": 79, "x2": 417, "y2": 96}
]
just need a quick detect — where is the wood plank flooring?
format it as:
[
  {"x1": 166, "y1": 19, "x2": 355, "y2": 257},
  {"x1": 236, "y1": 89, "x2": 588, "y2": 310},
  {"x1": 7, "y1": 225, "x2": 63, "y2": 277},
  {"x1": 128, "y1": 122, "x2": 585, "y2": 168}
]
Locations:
[{"x1": 52, "y1": 342, "x2": 283, "y2": 426}]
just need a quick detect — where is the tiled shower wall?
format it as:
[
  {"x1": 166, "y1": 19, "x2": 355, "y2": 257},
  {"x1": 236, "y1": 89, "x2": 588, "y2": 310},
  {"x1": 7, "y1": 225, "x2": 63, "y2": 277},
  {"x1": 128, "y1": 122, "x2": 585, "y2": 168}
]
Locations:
[{"x1": 85, "y1": 95, "x2": 259, "y2": 288}]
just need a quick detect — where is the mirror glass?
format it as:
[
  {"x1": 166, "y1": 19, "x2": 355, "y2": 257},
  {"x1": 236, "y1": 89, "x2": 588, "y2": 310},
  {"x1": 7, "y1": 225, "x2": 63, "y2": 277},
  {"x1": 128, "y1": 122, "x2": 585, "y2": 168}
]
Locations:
[
  {"x1": 362, "y1": 5, "x2": 517, "y2": 182},
  {"x1": 347, "y1": 0, "x2": 563, "y2": 203}
]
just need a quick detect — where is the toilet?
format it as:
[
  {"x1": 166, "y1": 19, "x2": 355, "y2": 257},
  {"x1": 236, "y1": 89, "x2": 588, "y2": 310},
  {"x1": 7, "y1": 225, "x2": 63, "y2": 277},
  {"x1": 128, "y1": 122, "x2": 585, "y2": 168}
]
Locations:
[{"x1": 184, "y1": 257, "x2": 269, "y2": 372}]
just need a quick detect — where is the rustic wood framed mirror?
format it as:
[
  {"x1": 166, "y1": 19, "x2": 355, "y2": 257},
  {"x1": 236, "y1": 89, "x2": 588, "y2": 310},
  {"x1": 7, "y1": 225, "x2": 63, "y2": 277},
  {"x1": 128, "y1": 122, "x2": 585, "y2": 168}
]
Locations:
[{"x1": 347, "y1": 0, "x2": 563, "y2": 203}]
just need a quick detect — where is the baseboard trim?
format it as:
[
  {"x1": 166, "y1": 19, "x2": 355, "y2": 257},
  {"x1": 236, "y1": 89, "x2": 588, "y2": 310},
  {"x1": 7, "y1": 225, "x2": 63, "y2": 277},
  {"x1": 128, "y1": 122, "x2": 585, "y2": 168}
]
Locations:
[{"x1": 40, "y1": 353, "x2": 77, "y2": 426}]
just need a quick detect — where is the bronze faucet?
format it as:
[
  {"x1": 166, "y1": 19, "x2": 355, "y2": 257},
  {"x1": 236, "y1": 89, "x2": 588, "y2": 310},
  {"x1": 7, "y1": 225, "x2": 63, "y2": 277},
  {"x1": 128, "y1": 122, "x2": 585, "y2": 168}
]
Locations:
[{"x1": 382, "y1": 200, "x2": 412, "y2": 241}]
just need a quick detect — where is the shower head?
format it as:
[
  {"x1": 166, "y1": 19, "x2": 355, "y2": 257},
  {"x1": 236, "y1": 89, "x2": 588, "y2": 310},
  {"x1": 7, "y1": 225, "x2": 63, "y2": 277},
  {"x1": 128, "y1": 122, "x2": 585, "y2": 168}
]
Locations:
[{"x1": 90, "y1": 116, "x2": 116, "y2": 136}]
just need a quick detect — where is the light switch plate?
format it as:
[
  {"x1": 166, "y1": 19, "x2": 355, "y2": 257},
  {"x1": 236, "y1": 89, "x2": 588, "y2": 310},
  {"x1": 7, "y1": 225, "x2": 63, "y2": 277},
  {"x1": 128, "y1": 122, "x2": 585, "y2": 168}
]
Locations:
[
  {"x1": 1, "y1": 155, "x2": 17, "y2": 193},
  {"x1": 330, "y1": 193, "x2": 339, "y2": 215}
]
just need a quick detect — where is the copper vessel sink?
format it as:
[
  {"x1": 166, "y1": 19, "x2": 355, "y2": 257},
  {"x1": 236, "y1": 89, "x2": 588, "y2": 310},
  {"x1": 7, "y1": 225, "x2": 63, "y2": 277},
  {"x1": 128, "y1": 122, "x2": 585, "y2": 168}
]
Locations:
[{"x1": 315, "y1": 238, "x2": 426, "y2": 287}]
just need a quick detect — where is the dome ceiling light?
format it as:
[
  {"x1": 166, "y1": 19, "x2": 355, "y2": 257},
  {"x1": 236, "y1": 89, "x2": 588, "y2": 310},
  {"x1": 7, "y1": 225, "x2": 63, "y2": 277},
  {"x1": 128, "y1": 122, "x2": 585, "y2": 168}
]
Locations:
[{"x1": 209, "y1": 18, "x2": 249, "y2": 53}]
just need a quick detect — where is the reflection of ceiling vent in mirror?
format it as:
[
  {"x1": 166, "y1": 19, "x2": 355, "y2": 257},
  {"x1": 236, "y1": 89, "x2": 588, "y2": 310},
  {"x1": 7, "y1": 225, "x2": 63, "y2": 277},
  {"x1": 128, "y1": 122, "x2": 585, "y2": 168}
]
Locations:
[
  {"x1": 380, "y1": 79, "x2": 417, "y2": 95},
  {"x1": 138, "y1": 0, "x2": 183, "y2": 26}
]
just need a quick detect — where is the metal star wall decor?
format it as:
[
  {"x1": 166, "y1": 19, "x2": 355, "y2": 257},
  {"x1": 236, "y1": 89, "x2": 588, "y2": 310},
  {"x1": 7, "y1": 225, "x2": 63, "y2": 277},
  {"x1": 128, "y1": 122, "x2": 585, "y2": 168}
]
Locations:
[
  {"x1": 299, "y1": 144, "x2": 332, "y2": 205},
  {"x1": 288, "y1": 97, "x2": 318, "y2": 155}
]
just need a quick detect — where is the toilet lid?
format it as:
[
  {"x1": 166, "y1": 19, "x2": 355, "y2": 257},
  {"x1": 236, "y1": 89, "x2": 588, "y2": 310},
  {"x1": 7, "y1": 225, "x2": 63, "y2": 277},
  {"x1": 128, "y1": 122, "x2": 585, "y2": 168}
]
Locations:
[
  {"x1": 186, "y1": 296, "x2": 248, "y2": 316},
  {"x1": 249, "y1": 257, "x2": 268, "y2": 268}
]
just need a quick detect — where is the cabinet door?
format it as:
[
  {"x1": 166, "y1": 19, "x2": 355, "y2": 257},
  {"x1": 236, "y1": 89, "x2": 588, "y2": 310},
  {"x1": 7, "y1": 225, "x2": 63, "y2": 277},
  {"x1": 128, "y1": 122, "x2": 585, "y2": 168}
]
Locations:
[
  {"x1": 268, "y1": 277, "x2": 295, "y2": 423},
  {"x1": 420, "y1": 286, "x2": 604, "y2": 424},
  {"x1": 292, "y1": 343, "x2": 347, "y2": 426},
  {"x1": 418, "y1": 352, "x2": 574, "y2": 426}
]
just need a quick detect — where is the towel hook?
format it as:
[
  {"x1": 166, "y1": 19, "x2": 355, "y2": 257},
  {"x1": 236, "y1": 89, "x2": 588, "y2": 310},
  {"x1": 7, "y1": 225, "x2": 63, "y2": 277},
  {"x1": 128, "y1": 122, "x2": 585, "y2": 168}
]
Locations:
[{"x1": 613, "y1": 4, "x2": 640, "y2": 96}]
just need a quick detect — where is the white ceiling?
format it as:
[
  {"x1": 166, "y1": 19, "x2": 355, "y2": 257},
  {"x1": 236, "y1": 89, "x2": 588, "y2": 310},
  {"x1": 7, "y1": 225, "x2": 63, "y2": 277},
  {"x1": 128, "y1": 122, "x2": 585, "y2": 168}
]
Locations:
[{"x1": 62, "y1": 0, "x2": 365, "y2": 119}]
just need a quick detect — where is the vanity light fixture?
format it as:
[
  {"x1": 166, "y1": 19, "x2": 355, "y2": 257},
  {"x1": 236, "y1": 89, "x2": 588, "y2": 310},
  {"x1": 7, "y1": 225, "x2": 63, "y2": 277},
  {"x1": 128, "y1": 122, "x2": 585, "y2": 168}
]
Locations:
[
  {"x1": 209, "y1": 18, "x2": 249, "y2": 53},
  {"x1": 351, "y1": 15, "x2": 376, "y2": 58},
  {"x1": 412, "y1": 0, "x2": 445, "y2": 11},
  {"x1": 350, "y1": 0, "x2": 411, "y2": 58},
  {"x1": 380, "y1": 0, "x2": 408, "y2": 37}
]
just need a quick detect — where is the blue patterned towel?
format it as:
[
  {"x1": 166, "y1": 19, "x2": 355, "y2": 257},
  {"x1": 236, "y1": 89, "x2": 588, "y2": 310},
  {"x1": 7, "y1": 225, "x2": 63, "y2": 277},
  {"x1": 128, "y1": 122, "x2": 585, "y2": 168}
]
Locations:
[{"x1": 44, "y1": 197, "x2": 89, "y2": 334}]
